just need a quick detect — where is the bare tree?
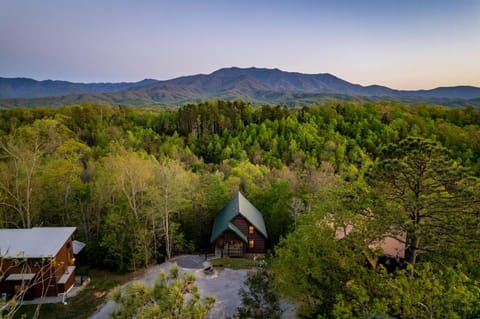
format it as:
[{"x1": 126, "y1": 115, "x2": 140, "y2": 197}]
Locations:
[
  {"x1": 150, "y1": 158, "x2": 191, "y2": 260},
  {"x1": 105, "y1": 148, "x2": 154, "y2": 220},
  {"x1": 0, "y1": 119, "x2": 66, "y2": 228},
  {"x1": 0, "y1": 253, "x2": 56, "y2": 319},
  {"x1": 103, "y1": 147, "x2": 156, "y2": 267}
]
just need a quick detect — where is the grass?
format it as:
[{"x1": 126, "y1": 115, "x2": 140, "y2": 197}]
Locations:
[
  {"x1": 13, "y1": 269, "x2": 134, "y2": 319},
  {"x1": 209, "y1": 257, "x2": 263, "y2": 270}
]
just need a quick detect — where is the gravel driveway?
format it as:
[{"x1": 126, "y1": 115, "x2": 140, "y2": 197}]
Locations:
[
  {"x1": 195, "y1": 267, "x2": 248, "y2": 318},
  {"x1": 89, "y1": 255, "x2": 247, "y2": 319},
  {"x1": 89, "y1": 260, "x2": 173, "y2": 319}
]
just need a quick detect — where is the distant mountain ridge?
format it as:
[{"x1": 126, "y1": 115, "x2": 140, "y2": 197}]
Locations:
[
  {"x1": 0, "y1": 77, "x2": 157, "y2": 99},
  {"x1": 1, "y1": 67, "x2": 480, "y2": 108}
]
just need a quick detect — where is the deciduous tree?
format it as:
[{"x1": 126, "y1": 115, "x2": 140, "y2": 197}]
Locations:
[{"x1": 0, "y1": 119, "x2": 67, "y2": 228}]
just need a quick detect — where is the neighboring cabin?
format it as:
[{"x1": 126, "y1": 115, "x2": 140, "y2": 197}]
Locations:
[
  {"x1": 0, "y1": 227, "x2": 84, "y2": 300},
  {"x1": 210, "y1": 192, "x2": 268, "y2": 257},
  {"x1": 335, "y1": 223, "x2": 406, "y2": 269}
]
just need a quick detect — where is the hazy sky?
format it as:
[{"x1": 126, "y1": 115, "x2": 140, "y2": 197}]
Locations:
[{"x1": 1, "y1": 0, "x2": 479, "y2": 89}]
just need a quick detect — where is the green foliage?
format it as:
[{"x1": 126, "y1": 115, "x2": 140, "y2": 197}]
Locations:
[
  {"x1": 271, "y1": 209, "x2": 368, "y2": 318},
  {"x1": 256, "y1": 180, "x2": 293, "y2": 245},
  {"x1": 236, "y1": 267, "x2": 281, "y2": 319},
  {"x1": 271, "y1": 171, "x2": 480, "y2": 318},
  {"x1": 1, "y1": 295, "x2": 18, "y2": 319},
  {"x1": 0, "y1": 101, "x2": 479, "y2": 281},
  {"x1": 367, "y1": 137, "x2": 480, "y2": 268},
  {"x1": 100, "y1": 208, "x2": 136, "y2": 271},
  {"x1": 110, "y1": 264, "x2": 215, "y2": 319},
  {"x1": 0, "y1": 101, "x2": 479, "y2": 319},
  {"x1": 333, "y1": 263, "x2": 480, "y2": 319}
]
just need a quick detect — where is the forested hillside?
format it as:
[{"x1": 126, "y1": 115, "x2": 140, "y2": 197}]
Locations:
[{"x1": 1, "y1": 101, "x2": 479, "y2": 318}]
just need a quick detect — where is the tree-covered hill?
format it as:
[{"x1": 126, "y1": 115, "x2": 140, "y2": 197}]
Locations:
[
  {"x1": 1, "y1": 100, "x2": 479, "y2": 318},
  {"x1": 2, "y1": 67, "x2": 480, "y2": 108},
  {"x1": 0, "y1": 77, "x2": 157, "y2": 99}
]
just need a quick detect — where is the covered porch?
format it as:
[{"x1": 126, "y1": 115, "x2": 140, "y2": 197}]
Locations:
[{"x1": 214, "y1": 227, "x2": 248, "y2": 257}]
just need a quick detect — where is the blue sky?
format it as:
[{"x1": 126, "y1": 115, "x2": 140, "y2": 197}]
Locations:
[{"x1": 0, "y1": 0, "x2": 479, "y2": 89}]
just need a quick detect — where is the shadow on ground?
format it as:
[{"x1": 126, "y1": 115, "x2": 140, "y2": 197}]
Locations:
[{"x1": 170, "y1": 254, "x2": 206, "y2": 269}]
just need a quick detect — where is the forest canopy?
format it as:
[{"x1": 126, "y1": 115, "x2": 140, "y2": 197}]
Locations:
[{"x1": 1, "y1": 100, "x2": 479, "y2": 317}]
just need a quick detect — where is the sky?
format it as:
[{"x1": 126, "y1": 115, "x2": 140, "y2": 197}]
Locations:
[{"x1": 0, "y1": 0, "x2": 479, "y2": 90}]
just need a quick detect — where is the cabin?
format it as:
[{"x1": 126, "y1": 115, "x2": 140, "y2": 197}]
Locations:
[
  {"x1": 335, "y1": 223, "x2": 406, "y2": 269},
  {"x1": 210, "y1": 192, "x2": 268, "y2": 257},
  {"x1": 0, "y1": 227, "x2": 84, "y2": 300}
]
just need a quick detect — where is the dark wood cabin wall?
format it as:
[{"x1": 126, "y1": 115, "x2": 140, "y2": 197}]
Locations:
[{"x1": 231, "y1": 214, "x2": 266, "y2": 253}]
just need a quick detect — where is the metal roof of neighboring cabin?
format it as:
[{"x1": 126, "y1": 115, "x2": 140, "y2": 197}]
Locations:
[
  {"x1": 210, "y1": 192, "x2": 268, "y2": 243},
  {"x1": 73, "y1": 240, "x2": 86, "y2": 255},
  {"x1": 0, "y1": 227, "x2": 76, "y2": 258}
]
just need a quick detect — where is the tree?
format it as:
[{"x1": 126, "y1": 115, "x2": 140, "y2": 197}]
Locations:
[
  {"x1": 271, "y1": 210, "x2": 369, "y2": 318},
  {"x1": 0, "y1": 254, "x2": 56, "y2": 319},
  {"x1": 110, "y1": 264, "x2": 215, "y2": 319},
  {"x1": 367, "y1": 137, "x2": 479, "y2": 269},
  {"x1": 256, "y1": 180, "x2": 293, "y2": 246},
  {"x1": 271, "y1": 177, "x2": 480, "y2": 318},
  {"x1": 103, "y1": 147, "x2": 156, "y2": 268},
  {"x1": 0, "y1": 119, "x2": 67, "y2": 228},
  {"x1": 333, "y1": 263, "x2": 480, "y2": 319},
  {"x1": 236, "y1": 267, "x2": 282, "y2": 319},
  {"x1": 38, "y1": 139, "x2": 91, "y2": 226},
  {"x1": 105, "y1": 147, "x2": 154, "y2": 221},
  {"x1": 150, "y1": 158, "x2": 192, "y2": 260},
  {"x1": 100, "y1": 208, "x2": 136, "y2": 271},
  {"x1": 181, "y1": 171, "x2": 229, "y2": 250}
]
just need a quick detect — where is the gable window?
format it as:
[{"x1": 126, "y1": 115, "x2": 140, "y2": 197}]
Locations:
[
  {"x1": 249, "y1": 226, "x2": 254, "y2": 234},
  {"x1": 249, "y1": 239, "x2": 255, "y2": 249}
]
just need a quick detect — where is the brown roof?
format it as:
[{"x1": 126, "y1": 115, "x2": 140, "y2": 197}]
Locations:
[{"x1": 334, "y1": 223, "x2": 406, "y2": 259}]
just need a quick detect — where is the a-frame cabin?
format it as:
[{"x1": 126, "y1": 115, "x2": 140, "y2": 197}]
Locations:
[{"x1": 210, "y1": 192, "x2": 268, "y2": 257}]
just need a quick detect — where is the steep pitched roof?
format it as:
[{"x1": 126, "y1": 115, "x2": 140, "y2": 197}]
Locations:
[
  {"x1": 210, "y1": 192, "x2": 268, "y2": 243},
  {"x1": 0, "y1": 227, "x2": 76, "y2": 258}
]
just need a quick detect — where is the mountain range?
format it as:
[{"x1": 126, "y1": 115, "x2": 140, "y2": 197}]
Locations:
[{"x1": 1, "y1": 67, "x2": 480, "y2": 108}]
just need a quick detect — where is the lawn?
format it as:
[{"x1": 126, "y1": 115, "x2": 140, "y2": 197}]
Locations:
[
  {"x1": 13, "y1": 269, "x2": 133, "y2": 319},
  {"x1": 209, "y1": 257, "x2": 263, "y2": 270}
]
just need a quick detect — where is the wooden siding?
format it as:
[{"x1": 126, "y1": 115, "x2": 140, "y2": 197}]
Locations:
[
  {"x1": 0, "y1": 237, "x2": 76, "y2": 298},
  {"x1": 231, "y1": 214, "x2": 266, "y2": 254},
  {"x1": 232, "y1": 214, "x2": 265, "y2": 254}
]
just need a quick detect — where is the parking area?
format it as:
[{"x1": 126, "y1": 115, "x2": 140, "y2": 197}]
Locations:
[{"x1": 170, "y1": 254, "x2": 207, "y2": 269}]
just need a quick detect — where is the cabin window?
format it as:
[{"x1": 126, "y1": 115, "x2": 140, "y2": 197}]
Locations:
[
  {"x1": 249, "y1": 239, "x2": 255, "y2": 249},
  {"x1": 249, "y1": 226, "x2": 254, "y2": 234}
]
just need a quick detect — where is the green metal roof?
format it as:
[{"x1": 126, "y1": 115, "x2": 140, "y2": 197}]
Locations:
[{"x1": 210, "y1": 192, "x2": 268, "y2": 243}]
